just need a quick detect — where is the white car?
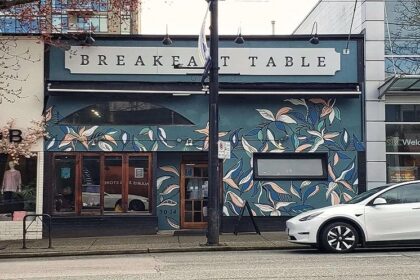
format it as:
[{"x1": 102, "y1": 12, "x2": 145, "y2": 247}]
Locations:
[{"x1": 286, "y1": 180, "x2": 420, "y2": 253}]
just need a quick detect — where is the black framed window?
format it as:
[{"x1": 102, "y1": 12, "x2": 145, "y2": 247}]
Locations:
[
  {"x1": 253, "y1": 153, "x2": 328, "y2": 180},
  {"x1": 59, "y1": 101, "x2": 194, "y2": 126}
]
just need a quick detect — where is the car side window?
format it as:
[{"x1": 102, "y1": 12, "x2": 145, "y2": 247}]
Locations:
[{"x1": 379, "y1": 183, "x2": 420, "y2": 204}]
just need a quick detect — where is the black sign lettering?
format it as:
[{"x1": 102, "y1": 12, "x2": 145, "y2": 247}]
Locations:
[
  {"x1": 98, "y1": 55, "x2": 107, "y2": 65},
  {"x1": 172, "y1": 56, "x2": 180, "y2": 66},
  {"x1": 153, "y1": 56, "x2": 163, "y2": 66},
  {"x1": 81, "y1": 55, "x2": 89, "y2": 65},
  {"x1": 187, "y1": 56, "x2": 198, "y2": 67},
  {"x1": 9, "y1": 129, "x2": 22, "y2": 143},
  {"x1": 266, "y1": 57, "x2": 276, "y2": 67},
  {"x1": 135, "y1": 56, "x2": 145, "y2": 66},
  {"x1": 248, "y1": 56, "x2": 258, "y2": 67},
  {"x1": 285, "y1": 56, "x2": 293, "y2": 67},
  {"x1": 221, "y1": 56, "x2": 230, "y2": 67},
  {"x1": 301, "y1": 57, "x2": 310, "y2": 67},
  {"x1": 318, "y1": 56, "x2": 326, "y2": 67},
  {"x1": 116, "y1": 55, "x2": 125, "y2": 66}
]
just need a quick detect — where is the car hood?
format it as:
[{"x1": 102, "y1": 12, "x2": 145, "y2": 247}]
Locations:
[{"x1": 291, "y1": 203, "x2": 362, "y2": 220}]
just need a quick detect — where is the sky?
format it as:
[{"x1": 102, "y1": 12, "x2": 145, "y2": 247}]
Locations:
[{"x1": 140, "y1": 0, "x2": 319, "y2": 35}]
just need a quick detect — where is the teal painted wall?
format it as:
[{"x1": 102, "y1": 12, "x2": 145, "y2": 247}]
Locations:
[{"x1": 45, "y1": 95, "x2": 363, "y2": 230}]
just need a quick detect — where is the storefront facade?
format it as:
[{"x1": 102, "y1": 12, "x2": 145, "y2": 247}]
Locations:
[
  {"x1": 44, "y1": 35, "x2": 365, "y2": 236},
  {"x1": 0, "y1": 37, "x2": 44, "y2": 240}
]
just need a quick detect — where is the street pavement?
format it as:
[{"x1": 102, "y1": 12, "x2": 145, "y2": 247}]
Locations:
[
  {"x1": 2, "y1": 249, "x2": 420, "y2": 279},
  {"x1": 0, "y1": 231, "x2": 304, "y2": 258}
]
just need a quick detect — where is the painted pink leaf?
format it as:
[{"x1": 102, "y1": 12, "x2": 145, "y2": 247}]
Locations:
[
  {"x1": 320, "y1": 106, "x2": 333, "y2": 118},
  {"x1": 263, "y1": 182, "x2": 288, "y2": 195},
  {"x1": 324, "y1": 132, "x2": 340, "y2": 140},
  {"x1": 162, "y1": 184, "x2": 180, "y2": 195},
  {"x1": 228, "y1": 191, "x2": 245, "y2": 207},
  {"x1": 254, "y1": 203, "x2": 275, "y2": 212},
  {"x1": 103, "y1": 134, "x2": 117, "y2": 146},
  {"x1": 256, "y1": 109, "x2": 275, "y2": 121},
  {"x1": 262, "y1": 143, "x2": 269, "y2": 152},
  {"x1": 44, "y1": 107, "x2": 53, "y2": 122},
  {"x1": 276, "y1": 114, "x2": 297, "y2": 124},
  {"x1": 328, "y1": 164, "x2": 337, "y2": 181},
  {"x1": 160, "y1": 165, "x2": 179, "y2": 176},
  {"x1": 223, "y1": 178, "x2": 240, "y2": 190},
  {"x1": 58, "y1": 134, "x2": 77, "y2": 148},
  {"x1": 275, "y1": 107, "x2": 292, "y2": 119},
  {"x1": 275, "y1": 201, "x2": 295, "y2": 209},
  {"x1": 309, "y1": 98, "x2": 327, "y2": 105},
  {"x1": 295, "y1": 143, "x2": 312, "y2": 152},
  {"x1": 331, "y1": 191, "x2": 340, "y2": 205},
  {"x1": 343, "y1": 193, "x2": 353, "y2": 202},
  {"x1": 195, "y1": 123, "x2": 209, "y2": 135},
  {"x1": 339, "y1": 180, "x2": 354, "y2": 192},
  {"x1": 333, "y1": 153, "x2": 340, "y2": 166}
]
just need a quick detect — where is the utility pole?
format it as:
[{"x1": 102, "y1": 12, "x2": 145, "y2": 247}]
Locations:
[{"x1": 207, "y1": 0, "x2": 220, "y2": 246}]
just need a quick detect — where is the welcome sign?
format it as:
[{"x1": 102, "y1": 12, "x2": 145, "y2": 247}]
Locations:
[{"x1": 65, "y1": 46, "x2": 341, "y2": 76}]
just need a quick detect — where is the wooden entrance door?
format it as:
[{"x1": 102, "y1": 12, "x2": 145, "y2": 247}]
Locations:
[{"x1": 180, "y1": 163, "x2": 209, "y2": 229}]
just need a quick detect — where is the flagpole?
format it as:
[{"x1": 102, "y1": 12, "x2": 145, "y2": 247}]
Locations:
[{"x1": 207, "y1": 0, "x2": 220, "y2": 246}]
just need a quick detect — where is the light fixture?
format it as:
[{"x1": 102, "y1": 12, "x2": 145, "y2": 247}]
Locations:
[
  {"x1": 234, "y1": 26, "x2": 244, "y2": 44},
  {"x1": 186, "y1": 138, "x2": 193, "y2": 146},
  {"x1": 84, "y1": 33, "x2": 95, "y2": 45},
  {"x1": 162, "y1": 24, "x2": 172, "y2": 45},
  {"x1": 309, "y1": 22, "x2": 319, "y2": 45}
]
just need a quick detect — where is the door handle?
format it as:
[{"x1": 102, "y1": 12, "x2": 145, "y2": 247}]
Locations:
[{"x1": 412, "y1": 207, "x2": 420, "y2": 210}]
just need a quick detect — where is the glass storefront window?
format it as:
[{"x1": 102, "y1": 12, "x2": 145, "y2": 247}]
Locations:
[
  {"x1": 128, "y1": 156, "x2": 150, "y2": 212},
  {"x1": 54, "y1": 155, "x2": 76, "y2": 213},
  {"x1": 81, "y1": 156, "x2": 101, "y2": 212},
  {"x1": 386, "y1": 124, "x2": 420, "y2": 153},
  {"x1": 104, "y1": 156, "x2": 123, "y2": 212},
  {"x1": 0, "y1": 155, "x2": 37, "y2": 215},
  {"x1": 387, "y1": 154, "x2": 420, "y2": 183}
]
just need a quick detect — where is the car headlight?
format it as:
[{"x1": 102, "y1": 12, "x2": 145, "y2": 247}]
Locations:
[{"x1": 298, "y1": 212, "x2": 323, "y2": 222}]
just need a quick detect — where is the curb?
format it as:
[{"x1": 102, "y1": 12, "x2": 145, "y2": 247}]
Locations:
[{"x1": 0, "y1": 245, "x2": 307, "y2": 259}]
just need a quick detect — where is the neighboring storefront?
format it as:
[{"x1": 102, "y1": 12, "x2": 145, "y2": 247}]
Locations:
[
  {"x1": 0, "y1": 37, "x2": 44, "y2": 240},
  {"x1": 44, "y1": 35, "x2": 365, "y2": 236}
]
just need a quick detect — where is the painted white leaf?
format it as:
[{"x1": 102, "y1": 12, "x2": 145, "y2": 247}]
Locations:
[
  {"x1": 162, "y1": 184, "x2": 180, "y2": 195},
  {"x1": 148, "y1": 130, "x2": 154, "y2": 140},
  {"x1": 307, "y1": 185, "x2": 320, "y2": 200},
  {"x1": 270, "y1": 149, "x2": 285, "y2": 153},
  {"x1": 152, "y1": 141, "x2": 158, "y2": 151},
  {"x1": 290, "y1": 185, "x2": 301, "y2": 199},
  {"x1": 64, "y1": 147, "x2": 73, "y2": 152},
  {"x1": 157, "y1": 199, "x2": 177, "y2": 207},
  {"x1": 239, "y1": 170, "x2": 253, "y2": 185},
  {"x1": 83, "y1": 126, "x2": 98, "y2": 137},
  {"x1": 309, "y1": 138, "x2": 324, "y2": 152},
  {"x1": 158, "y1": 127, "x2": 167, "y2": 140},
  {"x1": 308, "y1": 130, "x2": 322, "y2": 137},
  {"x1": 337, "y1": 163, "x2": 355, "y2": 181},
  {"x1": 274, "y1": 201, "x2": 295, "y2": 209},
  {"x1": 167, "y1": 217, "x2": 180, "y2": 229},
  {"x1": 285, "y1": 98, "x2": 306, "y2": 107},
  {"x1": 160, "y1": 166, "x2": 179, "y2": 176},
  {"x1": 300, "y1": 181, "x2": 311, "y2": 188},
  {"x1": 47, "y1": 138, "x2": 55, "y2": 150},
  {"x1": 344, "y1": 130, "x2": 349, "y2": 144},
  {"x1": 223, "y1": 206, "x2": 230, "y2": 216},
  {"x1": 157, "y1": 176, "x2": 171, "y2": 189},
  {"x1": 263, "y1": 182, "x2": 288, "y2": 194},
  {"x1": 277, "y1": 114, "x2": 297, "y2": 124},
  {"x1": 122, "y1": 133, "x2": 128, "y2": 144},
  {"x1": 270, "y1": 210, "x2": 281, "y2": 216},
  {"x1": 223, "y1": 161, "x2": 241, "y2": 180},
  {"x1": 329, "y1": 108, "x2": 335, "y2": 124},
  {"x1": 254, "y1": 203, "x2": 275, "y2": 212},
  {"x1": 66, "y1": 127, "x2": 76, "y2": 135},
  {"x1": 241, "y1": 137, "x2": 257, "y2": 154},
  {"x1": 326, "y1": 182, "x2": 338, "y2": 198},
  {"x1": 256, "y1": 109, "x2": 275, "y2": 121},
  {"x1": 98, "y1": 141, "x2": 113, "y2": 151},
  {"x1": 331, "y1": 191, "x2": 340, "y2": 205}
]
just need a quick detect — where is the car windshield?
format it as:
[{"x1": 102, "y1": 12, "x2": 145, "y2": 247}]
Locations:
[{"x1": 344, "y1": 184, "x2": 393, "y2": 204}]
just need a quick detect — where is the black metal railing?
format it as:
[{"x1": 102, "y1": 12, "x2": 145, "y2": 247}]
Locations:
[{"x1": 22, "y1": 214, "x2": 52, "y2": 249}]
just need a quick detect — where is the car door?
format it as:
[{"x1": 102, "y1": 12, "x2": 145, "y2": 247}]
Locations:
[{"x1": 364, "y1": 182, "x2": 420, "y2": 241}]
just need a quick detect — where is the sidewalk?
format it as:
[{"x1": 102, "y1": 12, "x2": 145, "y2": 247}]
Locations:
[{"x1": 0, "y1": 232, "x2": 306, "y2": 258}]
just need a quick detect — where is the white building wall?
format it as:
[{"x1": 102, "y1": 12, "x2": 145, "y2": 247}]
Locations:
[
  {"x1": 293, "y1": 0, "x2": 363, "y2": 35},
  {"x1": 0, "y1": 37, "x2": 44, "y2": 240}
]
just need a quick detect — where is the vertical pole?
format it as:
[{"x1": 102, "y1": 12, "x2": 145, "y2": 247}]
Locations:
[{"x1": 207, "y1": 0, "x2": 220, "y2": 246}]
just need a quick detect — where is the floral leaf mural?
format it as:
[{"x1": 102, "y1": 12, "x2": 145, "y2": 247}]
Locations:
[
  {"x1": 256, "y1": 109, "x2": 275, "y2": 121},
  {"x1": 162, "y1": 185, "x2": 180, "y2": 195},
  {"x1": 160, "y1": 165, "x2": 180, "y2": 176},
  {"x1": 167, "y1": 217, "x2": 180, "y2": 230}
]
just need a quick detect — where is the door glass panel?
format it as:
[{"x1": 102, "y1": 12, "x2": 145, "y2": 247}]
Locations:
[
  {"x1": 54, "y1": 156, "x2": 76, "y2": 213},
  {"x1": 128, "y1": 156, "x2": 150, "y2": 212},
  {"x1": 82, "y1": 156, "x2": 101, "y2": 212},
  {"x1": 104, "y1": 156, "x2": 123, "y2": 212},
  {"x1": 183, "y1": 164, "x2": 208, "y2": 227}
]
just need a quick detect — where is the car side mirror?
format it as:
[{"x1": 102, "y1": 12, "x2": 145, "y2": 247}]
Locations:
[{"x1": 372, "y1": 197, "x2": 387, "y2": 206}]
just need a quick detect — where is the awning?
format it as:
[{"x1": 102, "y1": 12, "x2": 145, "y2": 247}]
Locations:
[
  {"x1": 378, "y1": 74, "x2": 420, "y2": 99},
  {"x1": 47, "y1": 82, "x2": 361, "y2": 96}
]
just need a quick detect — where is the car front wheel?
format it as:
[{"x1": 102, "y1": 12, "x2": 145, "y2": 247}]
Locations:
[{"x1": 320, "y1": 222, "x2": 358, "y2": 253}]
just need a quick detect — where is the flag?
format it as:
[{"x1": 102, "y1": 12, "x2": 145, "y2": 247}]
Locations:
[{"x1": 198, "y1": 1, "x2": 211, "y2": 65}]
